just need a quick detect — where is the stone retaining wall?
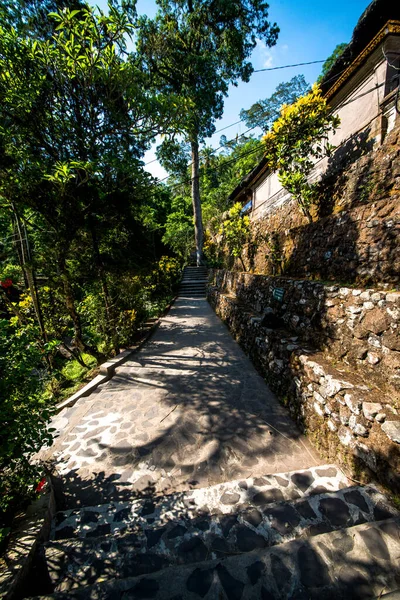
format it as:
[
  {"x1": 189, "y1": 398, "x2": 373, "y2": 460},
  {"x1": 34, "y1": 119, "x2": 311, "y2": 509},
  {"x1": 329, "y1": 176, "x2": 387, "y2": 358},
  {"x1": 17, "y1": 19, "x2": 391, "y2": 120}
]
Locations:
[
  {"x1": 208, "y1": 270, "x2": 400, "y2": 492},
  {"x1": 210, "y1": 270, "x2": 400, "y2": 398}
]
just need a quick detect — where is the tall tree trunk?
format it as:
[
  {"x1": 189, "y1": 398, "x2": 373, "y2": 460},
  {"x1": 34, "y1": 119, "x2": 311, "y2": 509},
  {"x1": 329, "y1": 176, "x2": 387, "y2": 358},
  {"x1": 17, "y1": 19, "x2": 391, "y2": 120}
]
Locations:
[{"x1": 191, "y1": 138, "x2": 204, "y2": 266}]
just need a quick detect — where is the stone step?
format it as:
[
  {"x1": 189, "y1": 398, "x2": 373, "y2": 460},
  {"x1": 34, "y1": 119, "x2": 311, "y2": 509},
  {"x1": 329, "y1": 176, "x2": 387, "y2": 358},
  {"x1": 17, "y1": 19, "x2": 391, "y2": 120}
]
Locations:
[
  {"x1": 51, "y1": 465, "x2": 349, "y2": 540},
  {"x1": 179, "y1": 294, "x2": 206, "y2": 298},
  {"x1": 34, "y1": 517, "x2": 400, "y2": 599},
  {"x1": 45, "y1": 485, "x2": 398, "y2": 592}
]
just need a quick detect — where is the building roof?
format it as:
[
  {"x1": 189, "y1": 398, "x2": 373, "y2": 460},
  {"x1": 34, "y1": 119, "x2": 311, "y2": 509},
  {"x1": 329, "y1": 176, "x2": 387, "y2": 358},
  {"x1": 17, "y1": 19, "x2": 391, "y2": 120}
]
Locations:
[{"x1": 320, "y1": 0, "x2": 400, "y2": 97}]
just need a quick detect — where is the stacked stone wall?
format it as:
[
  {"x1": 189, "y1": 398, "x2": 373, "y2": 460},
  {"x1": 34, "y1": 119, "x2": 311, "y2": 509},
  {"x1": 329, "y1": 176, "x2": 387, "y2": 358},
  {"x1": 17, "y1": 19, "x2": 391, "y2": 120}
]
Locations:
[{"x1": 207, "y1": 270, "x2": 400, "y2": 492}]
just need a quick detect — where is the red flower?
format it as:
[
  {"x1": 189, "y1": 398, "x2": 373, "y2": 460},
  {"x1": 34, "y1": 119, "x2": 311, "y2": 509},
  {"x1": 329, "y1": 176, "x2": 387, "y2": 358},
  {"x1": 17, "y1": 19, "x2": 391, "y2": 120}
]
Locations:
[
  {"x1": 35, "y1": 477, "x2": 47, "y2": 493},
  {"x1": 0, "y1": 278, "x2": 13, "y2": 289}
]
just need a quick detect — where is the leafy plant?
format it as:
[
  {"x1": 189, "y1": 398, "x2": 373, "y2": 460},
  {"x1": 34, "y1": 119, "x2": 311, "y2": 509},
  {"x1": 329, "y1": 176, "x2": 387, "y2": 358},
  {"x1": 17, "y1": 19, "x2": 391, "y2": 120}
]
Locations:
[
  {"x1": 263, "y1": 84, "x2": 340, "y2": 223},
  {"x1": 0, "y1": 317, "x2": 54, "y2": 523},
  {"x1": 220, "y1": 203, "x2": 251, "y2": 271}
]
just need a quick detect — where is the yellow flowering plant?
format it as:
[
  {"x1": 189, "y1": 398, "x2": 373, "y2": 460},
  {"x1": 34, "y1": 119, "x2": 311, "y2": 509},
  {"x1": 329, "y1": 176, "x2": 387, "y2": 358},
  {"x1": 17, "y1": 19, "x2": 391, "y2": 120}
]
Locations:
[
  {"x1": 219, "y1": 203, "x2": 251, "y2": 271},
  {"x1": 263, "y1": 84, "x2": 340, "y2": 223}
]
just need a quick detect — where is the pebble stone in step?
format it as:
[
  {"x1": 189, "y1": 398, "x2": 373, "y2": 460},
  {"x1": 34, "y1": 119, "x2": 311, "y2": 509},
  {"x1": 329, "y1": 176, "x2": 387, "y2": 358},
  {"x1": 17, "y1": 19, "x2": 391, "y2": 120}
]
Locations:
[
  {"x1": 52, "y1": 464, "x2": 348, "y2": 539},
  {"x1": 34, "y1": 518, "x2": 400, "y2": 600},
  {"x1": 45, "y1": 485, "x2": 399, "y2": 592}
]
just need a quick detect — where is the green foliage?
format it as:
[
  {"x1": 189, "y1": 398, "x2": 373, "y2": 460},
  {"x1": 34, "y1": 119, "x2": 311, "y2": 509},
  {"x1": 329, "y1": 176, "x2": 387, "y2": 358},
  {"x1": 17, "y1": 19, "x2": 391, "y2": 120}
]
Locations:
[
  {"x1": 157, "y1": 140, "x2": 191, "y2": 177},
  {"x1": 202, "y1": 137, "x2": 264, "y2": 219},
  {"x1": 77, "y1": 256, "x2": 180, "y2": 354},
  {"x1": 240, "y1": 74, "x2": 310, "y2": 131},
  {"x1": 162, "y1": 136, "x2": 264, "y2": 261},
  {"x1": 219, "y1": 203, "x2": 251, "y2": 271},
  {"x1": 163, "y1": 204, "x2": 194, "y2": 262},
  {"x1": 0, "y1": 1, "x2": 184, "y2": 529},
  {"x1": 0, "y1": 317, "x2": 54, "y2": 520},
  {"x1": 318, "y1": 43, "x2": 347, "y2": 83},
  {"x1": 263, "y1": 84, "x2": 340, "y2": 222}
]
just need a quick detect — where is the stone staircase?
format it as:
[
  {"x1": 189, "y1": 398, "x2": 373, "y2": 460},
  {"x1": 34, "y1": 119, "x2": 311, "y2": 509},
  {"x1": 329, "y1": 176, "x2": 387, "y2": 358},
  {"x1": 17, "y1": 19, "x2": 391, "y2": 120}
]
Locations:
[
  {"x1": 30, "y1": 465, "x2": 400, "y2": 599},
  {"x1": 179, "y1": 266, "x2": 208, "y2": 298}
]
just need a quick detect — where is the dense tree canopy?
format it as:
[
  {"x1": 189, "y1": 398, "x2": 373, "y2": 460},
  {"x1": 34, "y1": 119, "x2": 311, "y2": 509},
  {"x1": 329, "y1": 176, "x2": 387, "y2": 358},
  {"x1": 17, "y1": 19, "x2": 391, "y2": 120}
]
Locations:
[{"x1": 0, "y1": 1, "x2": 182, "y2": 523}]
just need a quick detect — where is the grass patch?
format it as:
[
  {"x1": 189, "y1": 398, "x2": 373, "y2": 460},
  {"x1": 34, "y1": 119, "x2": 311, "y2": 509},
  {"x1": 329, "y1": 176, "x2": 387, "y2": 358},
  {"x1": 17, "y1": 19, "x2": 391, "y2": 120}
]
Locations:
[
  {"x1": 61, "y1": 353, "x2": 97, "y2": 382},
  {"x1": 43, "y1": 353, "x2": 99, "y2": 404}
]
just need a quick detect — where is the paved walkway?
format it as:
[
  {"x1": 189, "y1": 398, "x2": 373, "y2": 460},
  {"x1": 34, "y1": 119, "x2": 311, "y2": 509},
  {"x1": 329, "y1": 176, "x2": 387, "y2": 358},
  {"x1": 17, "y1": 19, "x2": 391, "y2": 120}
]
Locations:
[{"x1": 49, "y1": 298, "x2": 320, "y2": 509}]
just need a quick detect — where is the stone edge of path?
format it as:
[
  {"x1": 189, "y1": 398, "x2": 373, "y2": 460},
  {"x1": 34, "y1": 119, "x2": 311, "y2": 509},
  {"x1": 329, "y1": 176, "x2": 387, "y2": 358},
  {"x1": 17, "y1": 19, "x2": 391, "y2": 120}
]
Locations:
[
  {"x1": 0, "y1": 480, "x2": 56, "y2": 600},
  {"x1": 54, "y1": 295, "x2": 178, "y2": 414}
]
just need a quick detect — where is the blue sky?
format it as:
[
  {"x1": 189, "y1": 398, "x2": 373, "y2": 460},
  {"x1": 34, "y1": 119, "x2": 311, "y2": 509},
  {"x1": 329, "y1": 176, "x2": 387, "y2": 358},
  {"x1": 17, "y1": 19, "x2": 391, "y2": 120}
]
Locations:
[{"x1": 92, "y1": 0, "x2": 371, "y2": 178}]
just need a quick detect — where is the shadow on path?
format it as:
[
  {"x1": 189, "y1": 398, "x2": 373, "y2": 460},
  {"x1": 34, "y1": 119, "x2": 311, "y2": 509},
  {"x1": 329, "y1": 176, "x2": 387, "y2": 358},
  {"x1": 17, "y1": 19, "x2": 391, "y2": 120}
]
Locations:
[{"x1": 50, "y1": 298, "x2": 320, "y2": 510}]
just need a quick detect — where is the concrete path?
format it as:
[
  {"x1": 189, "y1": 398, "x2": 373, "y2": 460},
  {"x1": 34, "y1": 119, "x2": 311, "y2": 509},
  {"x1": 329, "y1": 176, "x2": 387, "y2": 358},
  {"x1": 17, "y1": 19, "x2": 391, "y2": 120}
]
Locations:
[{"x1": 49, "y1": 298, "x2": 320, "y2": 509}]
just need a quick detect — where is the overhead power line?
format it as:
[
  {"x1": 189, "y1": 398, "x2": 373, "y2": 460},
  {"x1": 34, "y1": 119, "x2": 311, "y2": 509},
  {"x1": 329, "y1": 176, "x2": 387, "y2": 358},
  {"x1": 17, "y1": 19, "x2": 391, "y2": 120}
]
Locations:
[
  {"x1": 253, "y1": 59, "x2": 325, "y2": 73},
  {"x1": 144, "y1": 59, "x2": 349, "y2": 170},
  {"x1": 144, "y1": 118, "x2": 245, "y2": 166}
]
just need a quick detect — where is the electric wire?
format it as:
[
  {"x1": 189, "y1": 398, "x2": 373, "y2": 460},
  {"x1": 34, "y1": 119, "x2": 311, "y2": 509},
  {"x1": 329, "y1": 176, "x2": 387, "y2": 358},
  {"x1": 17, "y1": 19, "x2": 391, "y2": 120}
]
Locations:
[
  {"x1": 253, "y1": 59, "x2": 325, "y2": 72},
  {"x1": 142, "y1": 76, "x2": 393, "y2": 200},
  {"x1": 144, "y1": 64, "x2": 348, "y2": 168}
]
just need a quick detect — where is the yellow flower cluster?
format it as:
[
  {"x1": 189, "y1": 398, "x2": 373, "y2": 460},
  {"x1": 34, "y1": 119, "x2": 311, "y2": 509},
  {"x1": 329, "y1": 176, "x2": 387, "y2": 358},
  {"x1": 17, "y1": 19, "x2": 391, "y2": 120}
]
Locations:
[{"x1": 262, "y1": 83, "x2": 327, "y2": 144}]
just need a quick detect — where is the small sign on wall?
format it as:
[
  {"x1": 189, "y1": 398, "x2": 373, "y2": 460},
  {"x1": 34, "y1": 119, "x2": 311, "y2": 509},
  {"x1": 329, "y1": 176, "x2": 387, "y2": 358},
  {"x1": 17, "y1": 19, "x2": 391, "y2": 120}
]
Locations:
[
  {"x1": 241, "y1": 200, "x2": 252, "y2": 214},
  {"x1": 273, "y1": 287, "x2": 285, "y2": 302}
]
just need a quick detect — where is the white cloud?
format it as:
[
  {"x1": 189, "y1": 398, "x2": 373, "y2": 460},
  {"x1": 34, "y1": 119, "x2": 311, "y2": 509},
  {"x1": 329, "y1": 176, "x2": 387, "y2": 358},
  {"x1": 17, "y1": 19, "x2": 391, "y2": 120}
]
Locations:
[
  {"x1": 254, "y1": 38, "x2": 290, "y2": 70},
  {"x1": 263, "y1": 52, "x2": 274, "y2": 68},
  {"x1": 255, "y1": 38, "x2": 267, "y2": 51}
]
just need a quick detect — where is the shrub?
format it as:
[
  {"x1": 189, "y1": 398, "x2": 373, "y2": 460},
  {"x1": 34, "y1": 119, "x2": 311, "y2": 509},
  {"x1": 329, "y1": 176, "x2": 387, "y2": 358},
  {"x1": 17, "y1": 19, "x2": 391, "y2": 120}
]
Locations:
[
  {"x1": 219, "y1": 203, "x2": 251, "y2": 271},
  {"x1": 0, "y1": 317, "x2": 54, "y2": 526},
  {"x1": 263, "y1": 84, "x2": 340, "y2": 222}
]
